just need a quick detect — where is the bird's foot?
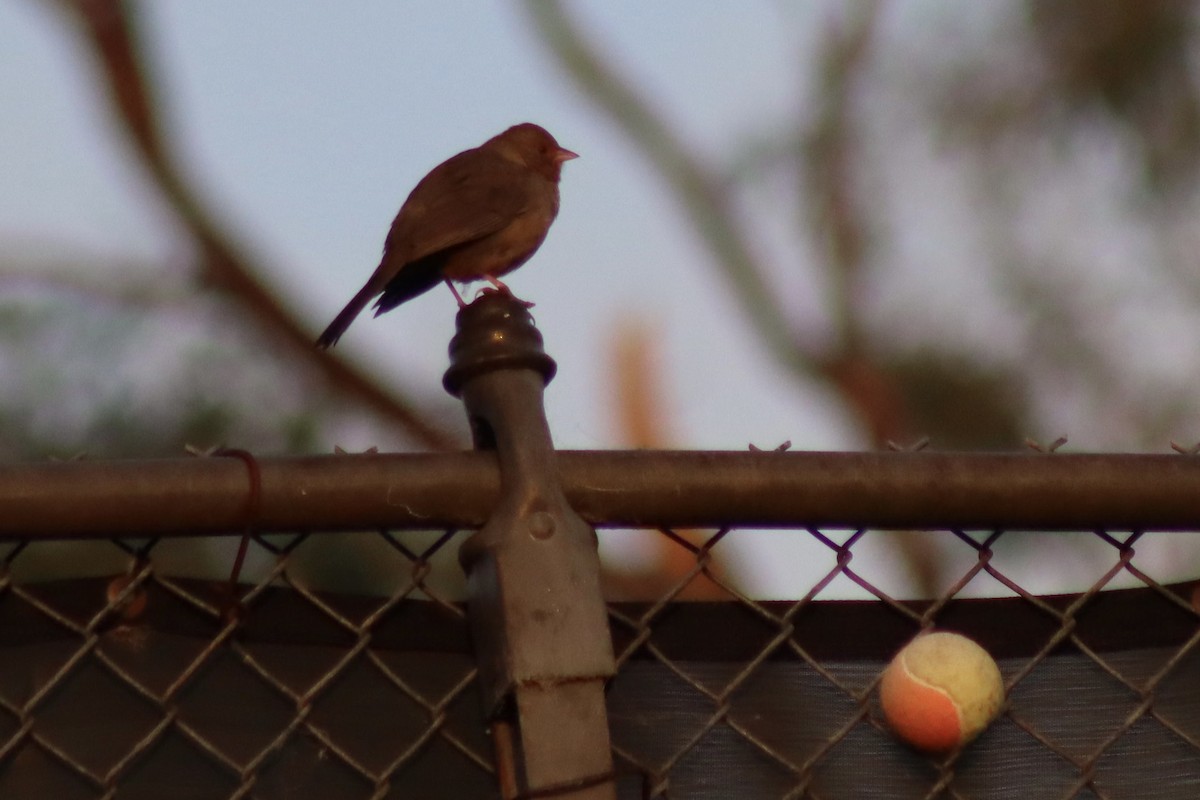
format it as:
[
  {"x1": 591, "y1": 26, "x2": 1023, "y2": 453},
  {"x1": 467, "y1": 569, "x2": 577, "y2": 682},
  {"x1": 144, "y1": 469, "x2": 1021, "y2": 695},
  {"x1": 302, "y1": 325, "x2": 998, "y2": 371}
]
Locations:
[
  {"x1": 444, "y1": 279, "x2": 469, "y2": 308},
  {"x1": 475, "y1": 285, "x2": 535, "y2": 308}
]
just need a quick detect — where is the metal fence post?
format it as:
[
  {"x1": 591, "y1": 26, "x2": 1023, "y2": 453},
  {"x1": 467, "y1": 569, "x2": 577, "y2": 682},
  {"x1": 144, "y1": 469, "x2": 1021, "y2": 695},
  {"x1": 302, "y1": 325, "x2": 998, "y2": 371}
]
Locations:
[{"x1": 444, "y1": 293, "x2": 617, "y2": 799}]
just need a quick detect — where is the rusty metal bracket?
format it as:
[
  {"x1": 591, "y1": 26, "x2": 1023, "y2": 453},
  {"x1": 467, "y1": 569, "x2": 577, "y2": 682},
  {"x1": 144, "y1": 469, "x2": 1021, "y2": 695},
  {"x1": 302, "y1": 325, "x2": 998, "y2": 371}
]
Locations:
[{"x1": 444, "y1": 293, "x2": 616, "y2": 800}]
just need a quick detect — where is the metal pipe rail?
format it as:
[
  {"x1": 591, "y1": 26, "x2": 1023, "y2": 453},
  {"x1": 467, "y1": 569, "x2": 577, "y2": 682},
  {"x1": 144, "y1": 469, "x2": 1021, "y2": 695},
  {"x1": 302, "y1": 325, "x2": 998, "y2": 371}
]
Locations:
[{"x1": 0, "y1": 450, "x2": 1195, "y2": 539}]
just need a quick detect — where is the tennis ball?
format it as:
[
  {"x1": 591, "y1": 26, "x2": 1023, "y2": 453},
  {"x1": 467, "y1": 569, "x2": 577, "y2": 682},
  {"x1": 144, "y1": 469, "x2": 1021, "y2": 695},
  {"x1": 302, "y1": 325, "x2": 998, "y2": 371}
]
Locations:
[{"x1": 880, "y1": 631, "x2": 1003, "y2": 753}]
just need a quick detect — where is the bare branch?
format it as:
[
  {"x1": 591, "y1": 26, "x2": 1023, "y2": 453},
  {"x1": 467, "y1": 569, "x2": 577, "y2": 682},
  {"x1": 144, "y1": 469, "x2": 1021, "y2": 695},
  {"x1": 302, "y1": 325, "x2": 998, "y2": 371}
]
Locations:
[
  {"x1": 45, "y1": 0, "x2": 459, "y2": 450},
  {"x1": 521, "y1": 0, "x2": 807, "y2": 374}
]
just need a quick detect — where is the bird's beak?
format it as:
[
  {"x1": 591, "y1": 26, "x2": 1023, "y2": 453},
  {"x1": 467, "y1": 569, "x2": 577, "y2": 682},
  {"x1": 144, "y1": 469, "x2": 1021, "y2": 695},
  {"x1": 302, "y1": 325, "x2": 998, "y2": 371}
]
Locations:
[{"x1": 556, "y1": 147, "x2": 579, "y2": 163}]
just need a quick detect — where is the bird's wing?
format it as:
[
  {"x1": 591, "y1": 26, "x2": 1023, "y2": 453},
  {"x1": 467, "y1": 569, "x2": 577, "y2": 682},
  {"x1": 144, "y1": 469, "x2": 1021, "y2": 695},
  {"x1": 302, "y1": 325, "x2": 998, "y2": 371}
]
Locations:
[{"x1": 383, "y1": 150, "x2": 534, "y2": 264}]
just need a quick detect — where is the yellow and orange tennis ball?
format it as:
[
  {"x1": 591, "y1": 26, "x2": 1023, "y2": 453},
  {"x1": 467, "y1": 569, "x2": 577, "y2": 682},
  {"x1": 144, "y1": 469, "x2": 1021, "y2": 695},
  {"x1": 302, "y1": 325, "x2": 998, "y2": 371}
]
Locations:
[{"x1": 880, "y1": 631, "x2": 1004, "y2": 753}]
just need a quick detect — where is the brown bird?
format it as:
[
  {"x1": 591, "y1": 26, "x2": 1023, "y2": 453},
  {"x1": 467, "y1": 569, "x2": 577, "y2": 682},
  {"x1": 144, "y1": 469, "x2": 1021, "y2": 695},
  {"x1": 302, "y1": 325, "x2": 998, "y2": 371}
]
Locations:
[{"x1": 315, "y1": 123, "x2": 577, "y2": 348}]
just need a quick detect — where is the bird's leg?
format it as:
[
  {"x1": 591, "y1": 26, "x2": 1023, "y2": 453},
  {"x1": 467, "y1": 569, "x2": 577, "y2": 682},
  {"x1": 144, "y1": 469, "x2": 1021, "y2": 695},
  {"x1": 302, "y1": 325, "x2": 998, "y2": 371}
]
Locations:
[
  {"x1": 444, "y1": 279, "x2": 468, "y2": 308},
  {"x1": 479, "y1": 275, "x2": 535, "y2": 308}
]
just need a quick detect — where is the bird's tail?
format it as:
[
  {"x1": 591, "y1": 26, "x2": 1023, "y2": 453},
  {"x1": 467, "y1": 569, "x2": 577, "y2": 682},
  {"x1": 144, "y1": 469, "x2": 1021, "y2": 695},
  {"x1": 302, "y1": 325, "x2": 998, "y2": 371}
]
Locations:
[
  {"x1": 373, "y1": 255, "x2": 445, "y2": 315},
  {"x1": 316, "y1": 256, "x2": 446, "y2": 349},
  {"x1": 315, "y1": 283, "x2": 377, "y2": 349}
]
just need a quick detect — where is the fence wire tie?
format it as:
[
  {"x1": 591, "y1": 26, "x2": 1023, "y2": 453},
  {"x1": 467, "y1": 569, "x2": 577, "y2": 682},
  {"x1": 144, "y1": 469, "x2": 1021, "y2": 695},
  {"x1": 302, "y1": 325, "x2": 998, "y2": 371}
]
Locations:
[
  {"x1": 195, "y1": 447, "x2": 264, "y2": 622},
  {"x1": 1024, "y1": 435, "x2": 1068, "y2": 452}
]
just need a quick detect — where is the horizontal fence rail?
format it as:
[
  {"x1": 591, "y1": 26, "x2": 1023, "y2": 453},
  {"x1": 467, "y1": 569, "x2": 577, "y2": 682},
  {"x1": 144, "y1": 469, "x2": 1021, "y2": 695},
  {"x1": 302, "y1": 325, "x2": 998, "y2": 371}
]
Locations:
[{"x1": 0, "y1": 451, "x2": 1195, "y2": 538}]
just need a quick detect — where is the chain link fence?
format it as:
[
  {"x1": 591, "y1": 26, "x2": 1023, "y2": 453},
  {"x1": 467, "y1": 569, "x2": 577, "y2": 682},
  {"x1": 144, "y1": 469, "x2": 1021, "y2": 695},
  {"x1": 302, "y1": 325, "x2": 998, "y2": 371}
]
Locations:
[
  {"x1": 3, "y1": 503, "x2": 1200, "y2": 798},
  {"x1": 603, "y1": 526, "x2": 1200, "y2": 798},
  {"x1": 1, "y1": 297, "x2": 1198, "y2": 798}
]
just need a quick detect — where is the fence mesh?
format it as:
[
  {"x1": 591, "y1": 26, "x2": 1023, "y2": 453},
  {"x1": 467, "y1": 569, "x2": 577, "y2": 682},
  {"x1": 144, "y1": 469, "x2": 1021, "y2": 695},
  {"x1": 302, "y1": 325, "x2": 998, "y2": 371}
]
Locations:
[
  {"x1": 602, "y1": 526, "x2": 1200, "y2": 799},
  {"x1": 2, "y1": 519, "x2": 1199, "y2": 799}
]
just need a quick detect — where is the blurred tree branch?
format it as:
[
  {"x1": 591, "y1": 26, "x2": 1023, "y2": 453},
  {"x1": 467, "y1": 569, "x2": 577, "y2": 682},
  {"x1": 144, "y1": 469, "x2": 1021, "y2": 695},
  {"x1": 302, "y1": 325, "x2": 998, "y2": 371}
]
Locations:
[
  {"x1": 522, "y1": 3, "x2": 940, "y2": 448},
  {"x1": 522, "y1": 1, "x2": 805, "y2": 375},
  {"x1": 525, "y1": 1, "x2": 949, "y2": 594},
  {"x1": 937, "y1": 0, "x2": 1200, "y2": 445},
  {"x1": 521, "y1": 2, "x2": 916, "y2": 440},
  {"x1": 1028, "y1": 0, "x2": 1200, "y2": 192},
  {"x1": 46, "y1": 0, "x2": 458, "y2": 450},
  {"x1": 802, "y1": 3, "x2": 879, "y2": 354}
]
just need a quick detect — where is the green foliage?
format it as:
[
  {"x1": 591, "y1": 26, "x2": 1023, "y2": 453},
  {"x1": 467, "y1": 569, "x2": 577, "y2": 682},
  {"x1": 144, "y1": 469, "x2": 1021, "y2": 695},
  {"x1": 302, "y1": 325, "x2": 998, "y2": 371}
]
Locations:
[{"x1": 0, "y1": 297, "x2": 327, "y2": 460}]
